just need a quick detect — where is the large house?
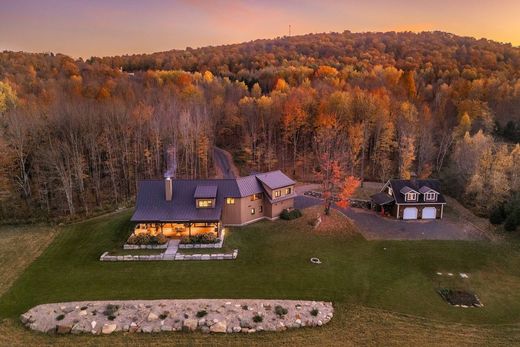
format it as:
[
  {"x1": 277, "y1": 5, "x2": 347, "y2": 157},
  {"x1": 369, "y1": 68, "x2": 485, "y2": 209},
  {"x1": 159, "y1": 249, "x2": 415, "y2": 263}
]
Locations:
[
  {"x1": 370, "y1": 179, "x2": 446, "y2": 220},
  {"x1": 131, "y1": 170, "x2": 296, "y2": 238}
]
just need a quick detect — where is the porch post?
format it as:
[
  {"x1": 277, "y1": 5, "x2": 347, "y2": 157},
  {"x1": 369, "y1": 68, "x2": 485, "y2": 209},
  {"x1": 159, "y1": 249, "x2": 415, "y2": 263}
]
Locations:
[{"x1": 217, "y1": 222, "x2": 222, "y2": 239}]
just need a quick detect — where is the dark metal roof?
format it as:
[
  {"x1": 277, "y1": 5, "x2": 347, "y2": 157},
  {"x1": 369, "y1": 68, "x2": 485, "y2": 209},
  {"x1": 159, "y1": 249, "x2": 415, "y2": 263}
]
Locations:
[
  {"x1": 131, "y1": 170, "x2": 295, "y2": 222},
  {"x1": 235, "y1": 175, "x2": 264, "y2": 197},
  {"x1": 131, "y1": 179, "x2": 238, "y2": 222},
  {"x1": 194, "y1": 185, "x2": 218, "y2": 198},
  {"x1": 389, "y1": 179, "x2": 446, "y2": 204},
  {"x1": 255, "y1": 170, "x2": 296, "y2": 190},
  {"x1": 371, "y1": 192, "x2": 395, "y2": 205}
]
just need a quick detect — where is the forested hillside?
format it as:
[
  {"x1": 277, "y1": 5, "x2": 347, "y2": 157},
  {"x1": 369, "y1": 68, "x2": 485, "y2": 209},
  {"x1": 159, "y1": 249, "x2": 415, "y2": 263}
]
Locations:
[{"x1": 0, "y1": 31, "x2": 519, "y2": 225}]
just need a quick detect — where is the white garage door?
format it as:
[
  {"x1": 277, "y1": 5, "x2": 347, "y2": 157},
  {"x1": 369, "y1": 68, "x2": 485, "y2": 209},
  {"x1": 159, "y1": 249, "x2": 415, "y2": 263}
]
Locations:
[
  {"x1": 403, "y1": 207, "x2": 418, "y2": 220},
  {"x1": 422, "y1": 207, "x2": 437, "y2": 219}
]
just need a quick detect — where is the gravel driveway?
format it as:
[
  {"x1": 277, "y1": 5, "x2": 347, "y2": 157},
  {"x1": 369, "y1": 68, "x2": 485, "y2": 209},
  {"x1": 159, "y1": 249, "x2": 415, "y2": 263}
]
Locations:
[{"x1": 294, "y1": 196, "x2": 486, "y2": 241}]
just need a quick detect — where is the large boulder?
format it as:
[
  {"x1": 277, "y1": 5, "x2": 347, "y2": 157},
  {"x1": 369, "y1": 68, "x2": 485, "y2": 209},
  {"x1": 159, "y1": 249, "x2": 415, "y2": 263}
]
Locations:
[
  {"x1": 102, "y1": 323, "x2": 117, "y2": 334},
  {"x1": 56, "y1": 324, "x2": 72, "y2": 334},
  {"x1": 210, "y1": 321, "x2": 227, "y2": 333},
  {"x1": 147, "y1": 312, "x2": 159, "y2": 321},
  {"x1": 183, "y1": 319, "x2": 198, "y2": 331}
]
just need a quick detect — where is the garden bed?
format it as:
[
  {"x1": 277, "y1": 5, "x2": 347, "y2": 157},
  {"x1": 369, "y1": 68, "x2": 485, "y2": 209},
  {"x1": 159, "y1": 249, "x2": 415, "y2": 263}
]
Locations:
[
  {"x1": 179, "y1": 233, "x2": 223, "y2": 248},
  {"x1": 437, "y1": 288, "x2": 483, "y2": 307}
]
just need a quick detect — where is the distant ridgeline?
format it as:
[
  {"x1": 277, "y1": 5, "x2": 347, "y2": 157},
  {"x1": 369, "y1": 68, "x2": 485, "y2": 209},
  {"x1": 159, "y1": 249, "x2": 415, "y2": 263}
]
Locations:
[{"x1": 0, "y1": 30, "x2": 519, "y2": 224}]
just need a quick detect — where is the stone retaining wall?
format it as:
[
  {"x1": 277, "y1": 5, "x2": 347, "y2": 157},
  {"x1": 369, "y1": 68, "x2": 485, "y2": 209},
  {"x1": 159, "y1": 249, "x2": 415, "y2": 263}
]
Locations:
[
  {"x1": 100, "y1": 249, "x2": 238, "y2": 262},
  {"x1": 178, "y1": 238, "x2": 224, "y2": 249},
  {"x1": 123, "y1": 244, "x2": 168, "y2": 250},
  {"x1": 21, "y1": 299, "x2": 333, "y2": 335}
]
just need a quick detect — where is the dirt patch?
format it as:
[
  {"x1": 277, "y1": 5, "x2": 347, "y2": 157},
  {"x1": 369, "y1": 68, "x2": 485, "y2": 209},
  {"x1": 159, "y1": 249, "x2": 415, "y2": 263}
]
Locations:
[{"x1": 293, "y1": 205, "x2": 359, "y2": 235}]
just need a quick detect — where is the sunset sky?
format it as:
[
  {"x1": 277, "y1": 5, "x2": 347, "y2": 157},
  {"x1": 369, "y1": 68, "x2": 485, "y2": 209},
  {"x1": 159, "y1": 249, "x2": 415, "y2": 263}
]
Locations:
[{"x1": 1, "y1": 0, "x2": 519, "y2": 58}]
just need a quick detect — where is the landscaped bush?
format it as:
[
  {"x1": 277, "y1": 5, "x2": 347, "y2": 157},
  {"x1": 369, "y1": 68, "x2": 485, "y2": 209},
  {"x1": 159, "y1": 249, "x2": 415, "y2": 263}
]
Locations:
[
  {"x1": 504, "y1": 211, "x2": 519, "y2": 232},
  {"x1": 489, "y1": 205, "x2": 506, "y2": 225},
  {"x1": 280, "y1": 208, "x2": 303, "y2": 220},
  {"x1": 180, "y1": 233, "x2": 219, "y2": 244},
  {"x1": 274, "y1": 305, "x2": 288, "y2": 317},
  {"x1": 127, "y1": 233, "x2": 168, "y2": 245},
  {"x1": 103, "y1": 304, "x2": 119, "y2": 317},
  {"x1": 196, "y1": 310, "x2": 207, "y2": 318}
]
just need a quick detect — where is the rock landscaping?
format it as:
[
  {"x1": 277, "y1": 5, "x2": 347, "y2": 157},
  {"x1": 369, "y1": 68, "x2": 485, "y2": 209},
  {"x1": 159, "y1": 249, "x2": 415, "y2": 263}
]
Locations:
[
  {"x1": 99, "y1": 249, "x2": 238, "y2": 261},
  {"x1": 21, "y1": 299, "x2": 333, "y2": 335}
]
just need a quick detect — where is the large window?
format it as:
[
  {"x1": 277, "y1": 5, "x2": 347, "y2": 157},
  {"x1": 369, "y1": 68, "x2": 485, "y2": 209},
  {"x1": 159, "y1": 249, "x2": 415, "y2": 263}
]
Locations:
[
  {"x1": 226, "y1": 197, "x2": 235, "y2": 205},
  {"x1": 425, "y1": 192, "x2": 436, "y2": 201},
  {"x1": 251, "y1": 208, "x2": 256, "y2": 215},
  {"x1": 274, "y1": 190, "x2": 281, "y2": 198},
  {"x1": 259, "y1": 205, "x2": 263, "y2": 213},
  {"x1": 285, "y1": 187, "x2": 292, "y2": 195},
  {"x1": 197, "y1": 199, "x2": 213, "y2": 208}
]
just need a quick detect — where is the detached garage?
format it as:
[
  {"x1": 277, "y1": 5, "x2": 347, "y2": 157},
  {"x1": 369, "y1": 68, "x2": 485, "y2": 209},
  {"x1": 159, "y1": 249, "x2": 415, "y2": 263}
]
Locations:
[{"x1": 372, "y1": 178, "x2": 447, "y2": 220}]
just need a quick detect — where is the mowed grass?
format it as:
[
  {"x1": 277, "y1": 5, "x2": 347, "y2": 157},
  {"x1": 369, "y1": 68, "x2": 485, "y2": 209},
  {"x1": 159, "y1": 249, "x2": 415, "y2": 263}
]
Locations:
[
  {"x1": 0, "y1": 224, "x2": 58, "y2": 297},
  {"x1": 2, "y1": 210, "x2": 520, "y2": 345}
]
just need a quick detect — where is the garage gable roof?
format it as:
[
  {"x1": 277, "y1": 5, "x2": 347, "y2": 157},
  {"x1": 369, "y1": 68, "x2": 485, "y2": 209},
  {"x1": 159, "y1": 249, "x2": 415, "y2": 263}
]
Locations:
[{"x1": 389, "y1": 179, "x2": 446, "y2": 204}]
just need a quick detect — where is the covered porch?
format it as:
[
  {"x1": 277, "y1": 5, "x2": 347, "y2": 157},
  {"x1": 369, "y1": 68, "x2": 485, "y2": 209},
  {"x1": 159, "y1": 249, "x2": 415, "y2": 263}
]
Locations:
[{"x1": 134, "y1": 221, "x2": 222, "y2": 239}]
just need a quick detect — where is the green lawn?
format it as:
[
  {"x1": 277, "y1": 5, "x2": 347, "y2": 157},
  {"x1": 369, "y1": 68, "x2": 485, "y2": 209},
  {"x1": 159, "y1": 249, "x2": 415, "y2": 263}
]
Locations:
[{"x1": 2, "y1": 210, "x2": 520, "y2": 344}]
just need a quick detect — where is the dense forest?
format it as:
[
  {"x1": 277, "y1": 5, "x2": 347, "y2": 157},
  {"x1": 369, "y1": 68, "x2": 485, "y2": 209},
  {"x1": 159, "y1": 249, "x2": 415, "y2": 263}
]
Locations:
[{"x1": 0, "y1": 31, "x2": 519, "y2": 228}]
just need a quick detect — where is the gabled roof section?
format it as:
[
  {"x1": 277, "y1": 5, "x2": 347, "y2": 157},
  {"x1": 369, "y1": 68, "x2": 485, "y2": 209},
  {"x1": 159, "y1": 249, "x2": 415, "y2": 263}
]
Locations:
[
  {"x1": 194, "y1": 185, "x2": 218, "y2": 198},
  {"x1": 389, "y1": 179, "x2": 446, "y2": 204},
  {"x1": 371, "y1": 192, "x2": 395, "y2": 205},
  {"x1": 418, "y1": 186, "x2": 439, "y2": 194},
  {"x1": 255, "y1": 170, "x2": 295, "y2": 190},
  {"x1": 400, "y1": 186, "x2": 418, "y2": 195},
  {"x1": 235, "y1": 175, "x2": 264, "y2": 197}
]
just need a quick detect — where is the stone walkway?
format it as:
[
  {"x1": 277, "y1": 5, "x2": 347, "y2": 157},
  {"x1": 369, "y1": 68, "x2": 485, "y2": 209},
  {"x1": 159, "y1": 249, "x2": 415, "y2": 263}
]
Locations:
[
  {"x1": 164, "y1": 239, "x2": 180, "y2": 259},
  {"x1": 21, "y1": 299, "x2": 334, "y2": 335}
]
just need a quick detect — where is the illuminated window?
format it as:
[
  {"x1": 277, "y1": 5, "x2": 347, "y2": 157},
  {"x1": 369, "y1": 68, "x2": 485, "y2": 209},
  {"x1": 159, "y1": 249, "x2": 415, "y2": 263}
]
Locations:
[
  {"x1": 226, "y1": 197, "x2": 235, "y2": 205},
  {"x1": 259, "y1": 206, "x2": 263, "y2": 213},
  {"x1": 251, "y1": 208, "x2": 256, "y2": 215},
  {"x1": 285, "y1": 187, "x2": 292, "y2": 195},
  {"x1": 197, "y1": 199, "x2": 213, "y2": 208},
  {"x1": 274, "y1": 190, "x2": 281, "y2": 198},
  {"x1": 250, "y1": 193, "x2": 263, "y2": 201},
  {"x1": 388, "y1": 187, "x2": 393, "y2": 196}
]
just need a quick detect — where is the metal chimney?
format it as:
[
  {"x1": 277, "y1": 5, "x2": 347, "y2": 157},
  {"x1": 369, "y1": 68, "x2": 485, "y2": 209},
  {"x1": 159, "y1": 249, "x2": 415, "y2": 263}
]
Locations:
[{"x1": 164, "y1": 145, "x2": 177, "y2": 201}]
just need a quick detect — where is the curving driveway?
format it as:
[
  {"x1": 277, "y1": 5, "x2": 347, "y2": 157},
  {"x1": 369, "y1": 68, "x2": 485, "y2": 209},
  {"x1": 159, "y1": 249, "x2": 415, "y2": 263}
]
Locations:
[{"x1": 294, "y1": 195, "x2": 486, "y2": 241}]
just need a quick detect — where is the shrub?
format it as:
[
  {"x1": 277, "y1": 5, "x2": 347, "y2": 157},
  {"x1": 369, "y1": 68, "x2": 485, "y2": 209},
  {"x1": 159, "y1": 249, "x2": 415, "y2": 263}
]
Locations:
[
  {"x1": 274, "y1": 305, "x2": 288, "y2": 317},
  {"x1": 280, "y1": 208, "x2": 303, "y2": 220},
  {"x1": 103, "y1": 304, "x2": 119, "y2": 317},
  {"x1": 253, "y1": 314, "x2": 263, "y2": 323},
  {"x1": 56, "y1": 314, "x2": 65, "y2": 321},
  {"x1": 196, "y1": 310, "x2": 207, "y2": 318},
  {"x1": 127, "y1": 233, "x2": 168, "y2": 245},
  {"x1": 504, "y1": 212, "x2": 519, "y2": 232},
  {"x1": 180, "y1": 233, "x2": 219, "y2": 244},
  {"x1": 489, "y1": 206, "x2": 506, "y2": 225},
  {"x1": 310, "y1": 308, "x2": 319, "y2": 316}
]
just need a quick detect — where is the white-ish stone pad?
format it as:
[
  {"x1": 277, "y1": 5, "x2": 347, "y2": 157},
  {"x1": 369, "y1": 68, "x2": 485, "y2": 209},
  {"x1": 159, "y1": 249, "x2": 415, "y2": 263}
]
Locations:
[{"x1": 21, "y1": 299, "x2": 333, "y2": 335}]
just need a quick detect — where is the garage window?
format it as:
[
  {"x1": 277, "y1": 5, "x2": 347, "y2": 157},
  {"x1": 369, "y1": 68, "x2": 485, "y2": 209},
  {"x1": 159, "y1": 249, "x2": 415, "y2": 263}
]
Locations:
[{"x1": 424, "y1": 192, "x2": 437, "y2": 201}]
